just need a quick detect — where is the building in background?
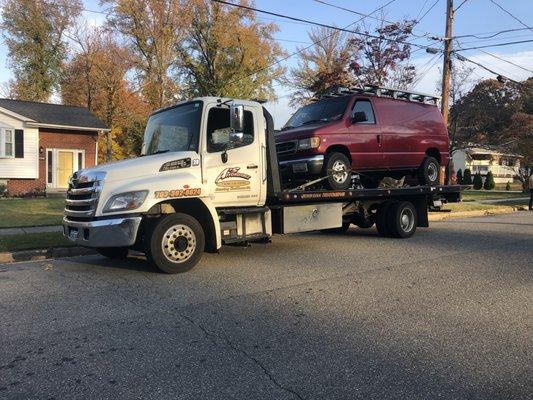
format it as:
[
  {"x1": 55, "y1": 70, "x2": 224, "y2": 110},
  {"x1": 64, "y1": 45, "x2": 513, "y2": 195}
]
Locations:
[
  {"x1": 0, "y1": 99, "x2": 108, "y2": 196},
  {"x1": 453, "y1": 146, "x2": 523, "y2": 183}
]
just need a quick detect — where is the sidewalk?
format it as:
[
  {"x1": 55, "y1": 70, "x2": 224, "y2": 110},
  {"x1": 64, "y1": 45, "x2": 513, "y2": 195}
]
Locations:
[{"x1": 0, "y1": 225, "x2": 63, "y2": 236}]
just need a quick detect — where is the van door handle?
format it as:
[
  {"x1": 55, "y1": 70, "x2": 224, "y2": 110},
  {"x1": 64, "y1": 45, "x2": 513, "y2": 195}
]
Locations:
[
  {"x1": 247, "y1": 164, "x2": 258, "y2": 169},
  {"x1": 377, "y1": 134, "x2": 382, "y2": 145}
]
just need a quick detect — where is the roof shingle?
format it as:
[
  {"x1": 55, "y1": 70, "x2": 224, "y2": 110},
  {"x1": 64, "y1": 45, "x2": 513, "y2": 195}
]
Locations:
[{"x1": 0, "y1": 98, "x2": 108, "y2": 130}]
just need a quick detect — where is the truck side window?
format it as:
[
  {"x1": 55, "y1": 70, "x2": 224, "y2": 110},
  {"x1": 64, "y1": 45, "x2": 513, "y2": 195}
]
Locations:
[
  {"x1": 351, "y1": 100, "x2": 375, "y2": 124},
  {"x1": 207, "y1": 107, "x2": 254, "y2": 152}
]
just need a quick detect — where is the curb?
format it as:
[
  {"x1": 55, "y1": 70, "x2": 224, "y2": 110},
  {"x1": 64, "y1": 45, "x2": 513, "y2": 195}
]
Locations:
[
  {"x1": 428, "y1": 207, "x2": 521, "y2": 221},
  {"x1": 0, "y1": 246, "x2": 96, "y2": 264}
]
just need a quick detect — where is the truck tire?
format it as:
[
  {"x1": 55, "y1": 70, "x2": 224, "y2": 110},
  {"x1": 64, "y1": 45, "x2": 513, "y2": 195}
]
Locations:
[
  {"x1": 96, "y1": 247, "x2": 129, "y2": 259},
  {"x1": 418, "y1": 156, "x2": 440, "y2": 186},
  {"x1": 325, "y1": 152, "x2": 351, "y2": 190},
  {"x1": 388, "y1": 201, "x2": 417, "y2": 238},
  {"x1": 375, "y1": 201, "x2": 395, "y2": 237},
  {"x1": 145, "y1": 213, "x2": 205, "y2": 274}
]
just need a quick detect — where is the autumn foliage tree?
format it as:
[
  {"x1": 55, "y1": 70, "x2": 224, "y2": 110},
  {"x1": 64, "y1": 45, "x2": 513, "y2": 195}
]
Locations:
[
  {"x1": 0, "y1": 0, "x2": 82, "y2": 101},
  {"x1": 61, "y1": 27, "x2": 150, "y2": 161},
  {"x1": 178, "y1": 0, "x2": 285, "y2": 100}
]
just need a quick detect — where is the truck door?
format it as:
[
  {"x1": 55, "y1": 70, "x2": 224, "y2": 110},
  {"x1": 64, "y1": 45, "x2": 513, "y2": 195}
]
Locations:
[
  {"x1": 347, "y1": 98, "x2": 383, "y2": 171},
  {"x1": 202, "y1": 105, "x2": 262, "y2": 207}
]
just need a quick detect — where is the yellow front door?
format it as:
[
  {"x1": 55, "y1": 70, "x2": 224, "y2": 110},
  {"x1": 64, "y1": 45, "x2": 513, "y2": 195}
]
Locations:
[{"x1": 58, "y1": 151, "x2": 73, "y2": 188}]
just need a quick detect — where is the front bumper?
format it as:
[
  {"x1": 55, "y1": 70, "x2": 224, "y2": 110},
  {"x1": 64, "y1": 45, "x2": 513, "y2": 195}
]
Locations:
[
  {"x1": 62, "y1": 216, "x2": 142, "y2": 248},
  {"x1": 279, "y1": 155, "x2": 324, "y2": 177}
]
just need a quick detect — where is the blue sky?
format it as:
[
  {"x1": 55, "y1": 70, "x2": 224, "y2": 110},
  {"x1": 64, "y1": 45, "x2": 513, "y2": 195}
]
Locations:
[{"x1": 1, "y1": 0, "x2": 532, "y2": 127}]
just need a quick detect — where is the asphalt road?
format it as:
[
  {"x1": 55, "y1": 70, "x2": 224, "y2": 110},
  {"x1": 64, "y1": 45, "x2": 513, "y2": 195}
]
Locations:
[{"x1": 1, "y1": 212, "x2": 532, "y2": 400}]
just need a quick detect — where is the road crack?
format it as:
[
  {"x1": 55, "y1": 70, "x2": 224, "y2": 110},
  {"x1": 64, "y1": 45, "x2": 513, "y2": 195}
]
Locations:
[{"x1": 180, "y1": 314, "x2": 305, "y2": 400}]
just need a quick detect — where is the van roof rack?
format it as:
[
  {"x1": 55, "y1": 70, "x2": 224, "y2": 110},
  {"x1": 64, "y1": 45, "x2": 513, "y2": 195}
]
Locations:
[{"x1": 314, "y1": 85, "x2": 441, "y2": 105}]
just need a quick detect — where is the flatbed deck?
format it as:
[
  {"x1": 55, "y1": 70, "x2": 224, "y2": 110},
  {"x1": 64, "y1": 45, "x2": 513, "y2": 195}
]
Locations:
[{"x1": 272, "y1": 185, "x2": 468, "y2": 205}]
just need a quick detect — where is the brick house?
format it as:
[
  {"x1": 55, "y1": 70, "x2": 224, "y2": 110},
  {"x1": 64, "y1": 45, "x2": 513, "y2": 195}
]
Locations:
[{"x1": 0, "y1": 99, "x2": 109, "y2": 196}]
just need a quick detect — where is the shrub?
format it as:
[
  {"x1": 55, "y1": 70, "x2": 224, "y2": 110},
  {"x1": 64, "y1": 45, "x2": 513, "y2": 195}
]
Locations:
[
  {"x1": 463, "y1": 168, "x2": 472, "y2": 184},
  {"x1": 483, "y1": 171, "x2": 495, "y2": 190},
  {"x1": 473, "y1": 172, "x2": 483, "y2": 190},
  {"x1": 0, "y1": 183, "x2": 6, "y2": 197},
  {"x1": 505, "y1": 181, "x2": 511, "y2": 191},
  {"x1": 456, "y1": 169, "x2": 463, "y2": 184}
]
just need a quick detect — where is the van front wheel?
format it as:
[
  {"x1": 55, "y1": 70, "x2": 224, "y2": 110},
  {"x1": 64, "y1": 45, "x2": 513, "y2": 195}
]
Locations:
[
  {"x1": 418, "y1": 156, "x2": 440, "y2": 186},
  {"x1": 145, "y1": 213, "x2": 205, "y2": 274},
  {"x1": 325, "y1": 152, "x2": 351, "y2": 190}
]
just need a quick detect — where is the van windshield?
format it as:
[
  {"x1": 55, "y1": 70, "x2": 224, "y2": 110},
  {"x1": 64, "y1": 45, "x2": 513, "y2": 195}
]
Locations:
[
  {"x1": 143, "y1": 101, "x2": 203, "y2": 155},
  {"x1": 282, "y1": 97, "x2": 350, "y2": 130}
]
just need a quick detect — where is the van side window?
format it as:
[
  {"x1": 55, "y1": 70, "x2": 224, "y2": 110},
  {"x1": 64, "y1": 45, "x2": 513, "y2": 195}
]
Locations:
[
  {"x1": 351, "y1": 100, "x2": 375, "y2": 124},
  {"x1": 207, "y1": 107, "x2": 254, "y2": 152}
]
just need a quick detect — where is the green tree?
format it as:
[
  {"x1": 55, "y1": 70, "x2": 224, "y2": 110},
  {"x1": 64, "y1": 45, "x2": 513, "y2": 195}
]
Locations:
[
  {"x1": 473, "y1": 172, "x2": 483, "y2": 190},
  {"x1": 105, "y1": 0, "x2": 193, "y2": 108},
  {"x1": 178, "y1": 0, "x2": 285, "y2": 100},
  {"x1": 483, "y1": 171, "x2": 495, "y2": 190},
  {"x1": 0, "y1": 0, "x2": 82, "y2": 101},
  {"x1": 456, "y1": 168, "x2": 463, "y2": 184},
  {"x1": 463, "y1": 168, "x2": 472, "y2": 184}
]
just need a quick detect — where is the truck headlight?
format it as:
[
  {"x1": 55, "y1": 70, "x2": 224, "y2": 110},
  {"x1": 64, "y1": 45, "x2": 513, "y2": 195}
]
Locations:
[
  {"x1": 103, "y1": 191, "x2": 148, "y2": 213},
  {"x1": 298, "y1": 137, "x2": 321, "y2": 150}
]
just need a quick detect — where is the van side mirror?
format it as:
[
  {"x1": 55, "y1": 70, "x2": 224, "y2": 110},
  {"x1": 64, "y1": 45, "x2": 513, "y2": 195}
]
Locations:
[
  {"x1": 352, "y1": 111, "x2": 367, "y2": 123},
  {"x1": 230, "y1": 104, "x2": 244, "y2": 132}
]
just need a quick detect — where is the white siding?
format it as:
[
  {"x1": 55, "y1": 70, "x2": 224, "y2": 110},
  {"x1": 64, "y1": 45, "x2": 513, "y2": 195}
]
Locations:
[{"x1": 0, "y1": 111, "x2": 39, "y2": 179}]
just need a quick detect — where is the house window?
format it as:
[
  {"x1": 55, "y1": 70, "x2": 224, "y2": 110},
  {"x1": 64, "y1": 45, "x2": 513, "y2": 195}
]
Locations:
[{"x1": 0, "y1": 128, "x2": 14, "y2": 158}]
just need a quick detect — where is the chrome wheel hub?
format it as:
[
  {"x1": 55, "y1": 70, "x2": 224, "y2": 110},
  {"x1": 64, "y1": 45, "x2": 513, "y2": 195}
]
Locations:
[
  {"x1": 400, "y1": 209, "x2": 415, "y2": 232},
  {"x1": 427, "y1": 163, "x2": 438, "y2": 182},
  {"x1": 332, "y1": 160, "x2": 349, "y2": 183},
  {"x1": 161, "y1": 224, "x2": 196, "y2": 263}
]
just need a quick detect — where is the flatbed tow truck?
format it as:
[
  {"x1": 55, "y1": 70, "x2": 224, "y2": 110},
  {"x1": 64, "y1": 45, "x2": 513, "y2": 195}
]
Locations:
[{"x1": 63, "y1": 96, "x2": 466, "y2": 273}]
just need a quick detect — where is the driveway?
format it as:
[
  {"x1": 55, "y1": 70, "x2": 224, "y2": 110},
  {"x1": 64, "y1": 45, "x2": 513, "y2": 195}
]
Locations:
[{"x1": 1, "y1": 212, "x2": 532, "y2": 399}]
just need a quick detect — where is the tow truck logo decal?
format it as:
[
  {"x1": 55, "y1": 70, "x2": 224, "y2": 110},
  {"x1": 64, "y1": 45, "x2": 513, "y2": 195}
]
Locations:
[{"x1": 215, "y1": 167, "x2": 251, "y2": 191}]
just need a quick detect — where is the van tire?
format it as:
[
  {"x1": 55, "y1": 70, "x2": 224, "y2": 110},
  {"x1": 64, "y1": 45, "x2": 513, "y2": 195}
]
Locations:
[
  {"x1": 388, "y1": 201, "x2": 417, "y2": 238},
  {"x1": 375, "y1": 201, "x2": 395, "y2": 237},
  {"x1": 145, "y1": 213, "x2": 205, "y2": 274},
  {"x1": 418, "y1": 156, "x2": 440, "y2": 186},
  {"x1": 96, "y1": 247, "x2": 129, "y2": 259},
  {"x1": 325, "y1": 152, "x2": 351, "y2": 190}
]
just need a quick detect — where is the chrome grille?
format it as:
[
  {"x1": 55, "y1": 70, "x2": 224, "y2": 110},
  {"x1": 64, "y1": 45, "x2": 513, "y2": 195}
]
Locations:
[
  {"x1": 65, "y1": 171, "x2": 105, "y2": 219},
  {"x1": 276, "y1": 140, "x2": 297, "y2": 156}
]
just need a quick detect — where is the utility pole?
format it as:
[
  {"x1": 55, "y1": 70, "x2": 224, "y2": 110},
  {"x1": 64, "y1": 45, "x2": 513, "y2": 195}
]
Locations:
[{"x1": 441, "y1": 0, "x2": 454, "y2": 125}]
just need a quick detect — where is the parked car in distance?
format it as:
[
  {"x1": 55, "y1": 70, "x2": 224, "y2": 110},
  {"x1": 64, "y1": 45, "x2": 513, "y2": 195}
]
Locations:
[{"x1": 276, "y1": 87, "x2": 450, "y2": 190}]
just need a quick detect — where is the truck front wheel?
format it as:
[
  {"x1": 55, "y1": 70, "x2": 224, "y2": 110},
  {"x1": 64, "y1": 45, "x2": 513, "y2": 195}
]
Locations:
[{"x1": 145, "y1": 213, "x2": 205, "y2": 274}]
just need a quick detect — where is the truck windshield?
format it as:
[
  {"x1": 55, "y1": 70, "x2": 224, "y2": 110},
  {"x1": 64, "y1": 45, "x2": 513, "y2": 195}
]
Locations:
[
  {"x1": 143, "y1": 101, "x2": 203, "y2": 155},
  {"x1": 282, "y1": 97, "x2": 351, "y2": 130}
]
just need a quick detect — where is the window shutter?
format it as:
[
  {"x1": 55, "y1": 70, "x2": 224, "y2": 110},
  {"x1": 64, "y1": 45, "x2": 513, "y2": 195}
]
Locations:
[{"x1": 15, "y1": 129, "x2": 24, "y2": 158}]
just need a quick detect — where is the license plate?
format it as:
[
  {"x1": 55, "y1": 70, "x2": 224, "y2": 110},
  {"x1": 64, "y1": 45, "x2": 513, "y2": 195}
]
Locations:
[
  {"x1": 68, "y1": 227, "x2": 79, "y2": 240},
  {"x1": 292, "y1": 163, "x2": 308, "y2": 173}
]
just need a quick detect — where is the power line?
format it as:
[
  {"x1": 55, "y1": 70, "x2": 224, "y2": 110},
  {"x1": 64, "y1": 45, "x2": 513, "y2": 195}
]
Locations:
[
  {"x1": 210, "y1": 0, "x2": 433, "y2": 51},
  {"x1": 454, "y1": 27, "x2": 533, "y2": 40},
  {"x1": 215, "y1": 0, "x2": 398, "y2": 89},
  {"x1": 454, "y1": 0, "x2": 470, "y2": 12},
  {"x1": 454, "y1": 53, "x2": 520, "y2": 83},
  {"x1": 457, "y1": 33, "x2": 533, "y2": 46},
  {"x1": 488, "y1": 0, "x2": 533, "y2": 32},
  {"x1": 416, "y1": 0, "x2": 440, "y2": 24},
  {"x1": 456, "y1": 39, "x2": 533, "y2": 51},
  {"x1": 475, "y1": 49, "x2": 533, "y2": 74}
]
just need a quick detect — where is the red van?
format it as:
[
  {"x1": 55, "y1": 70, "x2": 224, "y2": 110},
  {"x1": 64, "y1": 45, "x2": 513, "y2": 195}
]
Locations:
[{"x1": 276, "y1": 87, "x2": 450, "y2": 189}]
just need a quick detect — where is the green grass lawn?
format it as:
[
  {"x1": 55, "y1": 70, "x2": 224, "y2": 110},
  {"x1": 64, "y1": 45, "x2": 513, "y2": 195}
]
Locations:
[
  {"x1": 0, "y1": 232, "x2": 74, "y2": 252},
  {"x1": 0, "y1": 198, "x2": 65, "y2": 228},
  {"x1": 461, "y1": 190, "x2": 527, "y2": 202}
]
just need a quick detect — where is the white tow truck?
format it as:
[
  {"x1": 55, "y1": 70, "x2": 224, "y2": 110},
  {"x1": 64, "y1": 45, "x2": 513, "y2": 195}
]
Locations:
[{"x1": 63, "y1": 97, "x2": 464, "y2": 273}]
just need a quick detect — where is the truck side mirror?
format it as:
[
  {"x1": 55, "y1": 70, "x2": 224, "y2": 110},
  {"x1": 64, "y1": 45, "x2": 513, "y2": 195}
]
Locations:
[
  {"x1": 230, "y1": 104, "x2": 244, "y2": 132},
  {"x1": 352, "y1": 111, "x2": 367, "y2": 123}
]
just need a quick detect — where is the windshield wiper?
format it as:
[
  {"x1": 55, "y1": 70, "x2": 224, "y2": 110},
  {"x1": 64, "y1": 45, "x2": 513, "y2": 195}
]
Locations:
[
  {"x1": 280, "y1": 125, "x2": 294, "y2": 131},
  {"x1": 151, "y1": 149, "x2": 170, "y2": 155}
]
